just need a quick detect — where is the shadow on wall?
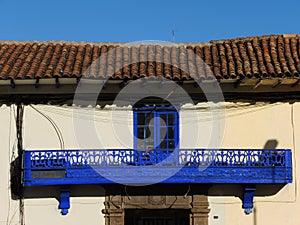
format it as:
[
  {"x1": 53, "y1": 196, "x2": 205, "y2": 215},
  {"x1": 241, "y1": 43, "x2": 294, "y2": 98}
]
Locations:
[
  {"x1": 208, "y1": 139, "x2": 285, "y2": 197},
  {"x1": 10, "y1": 155, "x2": 22, "y2": 200},
  {"x1": 10, "y1": 154, "x2": 107, "y2": 201},
  {"x1": 263, "y1": 139, "x2": 278, "y2": 149}
]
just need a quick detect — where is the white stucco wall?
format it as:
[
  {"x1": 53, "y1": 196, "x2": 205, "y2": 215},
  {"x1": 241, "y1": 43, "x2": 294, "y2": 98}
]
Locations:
[
  {"x1": 1, "y1": 102, "x2": 299, "y2": 225},
  {"x1": 208, "y1": 102, "x2": 297, "y2": 225},
  {"x1": 0, "y1": 105, "x2": 19, "y2": 225},
  {"x1": 23, "y1": 105, "x2": 134, "y2": 225}
]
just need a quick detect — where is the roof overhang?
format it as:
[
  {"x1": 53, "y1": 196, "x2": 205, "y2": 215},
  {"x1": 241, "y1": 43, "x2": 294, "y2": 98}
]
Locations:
[{"x1": 1, "y1": 77, "x2": 300, "y2": 105}]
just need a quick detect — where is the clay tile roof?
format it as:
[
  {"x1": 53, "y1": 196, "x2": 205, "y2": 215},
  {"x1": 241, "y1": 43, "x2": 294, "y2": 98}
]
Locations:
[{"x1": 1, "y1": 34, "x2": 300, "y2": 81}]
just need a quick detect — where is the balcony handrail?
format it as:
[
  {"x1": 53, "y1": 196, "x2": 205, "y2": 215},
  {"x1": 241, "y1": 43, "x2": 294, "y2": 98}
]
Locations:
[{"x1": 23, "y1": 149, "x2": 292, "y2": 169}]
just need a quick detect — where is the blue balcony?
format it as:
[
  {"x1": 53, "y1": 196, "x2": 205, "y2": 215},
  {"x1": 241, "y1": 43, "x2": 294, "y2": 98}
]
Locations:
[
  {"x1": 22, "y1": 149, "x2": 292, "y2": 215},
  {"x1": 23, "y1": 149, "x2": 292, "y2": 186}
]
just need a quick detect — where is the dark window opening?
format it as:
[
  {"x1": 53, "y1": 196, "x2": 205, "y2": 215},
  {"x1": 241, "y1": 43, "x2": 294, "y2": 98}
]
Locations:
[{"x1": 125, "y1": 209, "x2": 189, "y2": 225}]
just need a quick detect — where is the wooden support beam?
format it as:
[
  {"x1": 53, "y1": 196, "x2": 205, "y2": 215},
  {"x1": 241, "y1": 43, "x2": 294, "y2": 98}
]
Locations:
[
  {"x1": 242, "y1": 186, "x2": 256, "y2": 215},
  {"x1": 59, "y1": 186, "x2": 71, "y2": 215}
]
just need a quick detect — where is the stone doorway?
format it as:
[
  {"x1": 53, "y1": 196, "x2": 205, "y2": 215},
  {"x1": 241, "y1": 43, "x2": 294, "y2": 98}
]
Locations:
[{"x1": 102, "y1": 195, "x2": 209, "y2": 225}]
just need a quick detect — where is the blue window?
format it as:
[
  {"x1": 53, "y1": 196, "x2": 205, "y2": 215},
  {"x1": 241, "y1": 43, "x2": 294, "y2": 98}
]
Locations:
[{"x1": 133, "y1": 106, "x2": 179, "y2": 164}]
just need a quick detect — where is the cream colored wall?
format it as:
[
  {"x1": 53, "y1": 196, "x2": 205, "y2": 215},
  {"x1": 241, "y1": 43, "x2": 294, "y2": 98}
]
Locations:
[
  {"x1": 23, "y1": 105, "x2": 135, "y2": 225},
  {"x1": 179, "y1": 102, "x2": 298, "y2": 225},
  {"x1": 23, "y1": 105, "x2": 133, "y2": 225},
  {"x1": 24, "y1": 105, "x2": 133, "y2": 150},
  {"x1": 3, "y1": 102, "x2": 297, "y2": 225},
  {"x1": 24, "y1": 197, "x2": 105, "y2": 225},
  {"x1": 0, "y1": 105, "x2": 20, "y2": 225},
  {"x1": 207, "y1": 102, "x2": 297, "y2": 225}
]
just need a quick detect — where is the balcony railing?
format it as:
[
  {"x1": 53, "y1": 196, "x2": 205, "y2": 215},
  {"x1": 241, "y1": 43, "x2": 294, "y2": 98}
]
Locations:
[
  {"x1": 22, "y1": 148, "x2": 292, "y2": 215},
  {"x1": 22, "y1": 149, "x2": 292, "y2": 186}
]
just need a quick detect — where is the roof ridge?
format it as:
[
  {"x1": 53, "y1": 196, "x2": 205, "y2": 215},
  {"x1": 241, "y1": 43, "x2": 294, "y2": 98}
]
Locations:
[
  {"x1": 0, "y1": 40, "x2": 214, "y2": 47},
  {"x1": 210, "y1": 34, "x2": 300, "y2": 44},
  {"x1": 1, "y1": 34, "x2": 299, "y2": 46}
]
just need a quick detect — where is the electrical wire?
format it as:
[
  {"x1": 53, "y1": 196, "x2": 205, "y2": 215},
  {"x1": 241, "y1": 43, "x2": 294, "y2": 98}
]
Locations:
[
  {"x1": 34, "y1": 102, "x2": 283, "y2": 126},
  {"x1": 125, "y1": 185, "x2": 131, "y2": 200},
  {"x1": 184, "y1": 185, "x2": 190, "y2": 198},
  {"x1": 18, "y1": 105, "x2": 25, "y2": 225},
  {"x1": 6, "y1": 106, "x2": 12, "y2": 225},
  {"x1": 29, "y1": 105, "x2": 65, "y2": 150},
  {"x1": 291, "y1": 103, "x2": 298, "y2": 203}
]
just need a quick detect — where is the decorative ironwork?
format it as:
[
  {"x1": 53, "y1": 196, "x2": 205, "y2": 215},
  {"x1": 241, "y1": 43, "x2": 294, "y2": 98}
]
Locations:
[
  {"x1": 22, "y1": 149, "x2": 292, "y2": 215},
  {"x1": 23, "y1": 149, "x2": 292, "y2": 185}
]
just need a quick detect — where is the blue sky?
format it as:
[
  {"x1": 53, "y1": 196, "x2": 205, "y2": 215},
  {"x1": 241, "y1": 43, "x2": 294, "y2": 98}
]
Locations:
[{"x1": 0, "y1": 0, "x2": 299, "y2": 43}]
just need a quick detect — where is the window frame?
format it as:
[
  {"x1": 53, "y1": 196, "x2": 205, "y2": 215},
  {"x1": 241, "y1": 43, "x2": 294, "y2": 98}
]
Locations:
[{"x1": 133, "y1": 106, "x2": 179, "y2": 151}]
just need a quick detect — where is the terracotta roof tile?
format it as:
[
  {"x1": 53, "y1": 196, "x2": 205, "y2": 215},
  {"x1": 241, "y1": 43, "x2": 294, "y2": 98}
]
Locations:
[
  {"x1": 53, "y1": 43, "x2": 70, "y2": 78},
  {"x1": 35, "y1": 43, "x2": 54, "y2": 79},
  {"x1": 252, "y1": 37, "x2": 268, "y2": 77},
  {"x1": 17, "y1": 43, "x2": 38, "y2": 79},
  {"x1": 63, "y1": 45, "x2": 77, "y2": 77},
  {"x1": 218, "y1": 43, "x2": 229, "y2": 79},
  {"x1": 163, "y1": 47, "x2": 172, "y2": 79},
  {"x1": 171, "y1": 46, "x2": 180, "y2": 80},
  {"x1": 269, "y1": 36, "x2": 283, "y2": 76},
  {"x1": 261, "y1": 38, "x2": 276, "y2": 76},
  {"x1": 290, "y1": 37, "x2": 300, "y2": 74},
  {"x1": 194, "y1": 46, "x2": 205, "y2": 80},
  {"x1": 224, "y1": 41, "x2": 236, "y2": 78},
  {"x1": 89, "y1": 45, "x2": 99, "y2": 79},
  {"x1": 284, "y1": 38, "x2": 298, "y2": 77},
  {"x1": 1, "y1": 35, "x2": 300, "y2": 81},
  {"x1": 0, "y1": 44, "x2": 23, "y2": 79},
  {"x1": 81, "y1": 44, "x2": 92, "y2": 77},
  {"x1": 130, "y1": 46, "x2": 139, "y2": 79},
  {"x1": 155, "y1": 45, "x2": 163, "y2": 78},
  {"x1": 122, "y1": 46, "x2": 130, "y2": 79},
  {"x1": 147, "y1": 45, "x2": 155, "y2": 78},
  {"x1": 139, "y1": 45, "x2": 147, "y2": 78},
  {"x1": 107, "y1": 45, "x2": 116, "y2": 79},
  {"x1": 7, "y1": 43, "x2": 31, "y2": 79},
  {"x1": 72, "y1": 45, "x2": 85, "y2": 78}
]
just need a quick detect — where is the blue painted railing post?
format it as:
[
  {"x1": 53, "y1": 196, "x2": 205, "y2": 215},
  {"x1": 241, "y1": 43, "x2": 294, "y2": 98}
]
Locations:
[
  {"x1": 58, "y1": 186, "x2": 70, "y2": 215},
  {"x1": 246, "y1": 150, "x2": 251, "y2": 167},
  {"x1": 285, "y1": 150, "x2": 293, "y2": 182},
  {"x1": 66, "y1": 150, "x2": 70, "y2": 168},
  {"x1": 23, "y1": 151, "x2": 31, "y2": 184},
  {"x1": 242, "y1": 186, "x2": 256, "y2": 215},
  {"x1": 286, "y1": 149, "x2": 292, "y2": 166}
]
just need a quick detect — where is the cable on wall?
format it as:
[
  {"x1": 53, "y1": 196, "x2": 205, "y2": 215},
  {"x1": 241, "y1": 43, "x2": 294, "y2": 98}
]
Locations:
[
  {"x1": 16, "y1": 104, "x2": 25, "y2": 225},
  {"x1": 38, "y1": 102, "x2": 282, "y2": 125},
  {"x1": 29, "y1": 105, "x2": 65, "y2": 150}
]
